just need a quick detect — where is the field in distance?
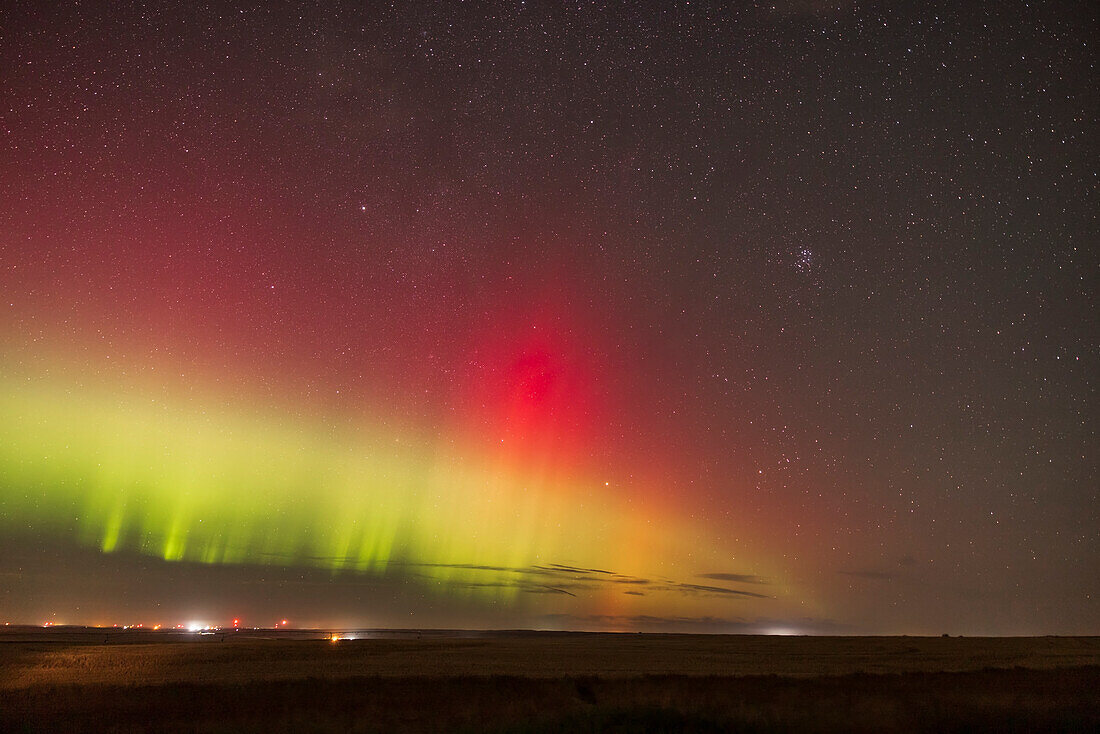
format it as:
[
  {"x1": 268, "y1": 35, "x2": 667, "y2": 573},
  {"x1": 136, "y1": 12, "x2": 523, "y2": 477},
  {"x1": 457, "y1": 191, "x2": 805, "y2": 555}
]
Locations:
[
  {"x1": 2, "y1": 629, "x2": 1099, "y2": 687},
  {"x1": 2, "y1": 630, "x2": 1098, "y2": 732}
]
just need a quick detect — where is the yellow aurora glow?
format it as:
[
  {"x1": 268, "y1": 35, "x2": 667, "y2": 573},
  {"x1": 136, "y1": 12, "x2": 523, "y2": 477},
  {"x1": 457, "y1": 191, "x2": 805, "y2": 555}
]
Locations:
[{"x1": 0, "y1": 366, "x2": 793, "y2": 613}]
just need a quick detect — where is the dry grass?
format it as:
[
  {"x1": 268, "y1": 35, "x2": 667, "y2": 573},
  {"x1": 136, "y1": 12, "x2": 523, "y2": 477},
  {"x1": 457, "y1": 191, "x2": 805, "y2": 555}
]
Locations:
[
  {"x1": 1, "y1": 634, "x2": 1098, "y2": 732},
  {"x1": 2, "y1": 634, "x2": 1098, "y2": 689},
  {"x1": 2, "y1": 668, "x2": 1098, "y2": 733}
]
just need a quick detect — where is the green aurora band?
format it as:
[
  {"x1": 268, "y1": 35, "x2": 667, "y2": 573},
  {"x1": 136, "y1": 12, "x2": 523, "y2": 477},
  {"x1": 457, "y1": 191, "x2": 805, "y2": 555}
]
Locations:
[{"x1": 1, "y1": 367, "x2": 739, "y2": 607}]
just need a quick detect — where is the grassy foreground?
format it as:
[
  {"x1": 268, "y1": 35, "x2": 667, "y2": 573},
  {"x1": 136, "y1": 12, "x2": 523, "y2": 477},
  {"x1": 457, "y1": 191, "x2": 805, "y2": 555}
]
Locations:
[{"x1": 1, "y1": 633, "x2": 1098, "y2": 732}]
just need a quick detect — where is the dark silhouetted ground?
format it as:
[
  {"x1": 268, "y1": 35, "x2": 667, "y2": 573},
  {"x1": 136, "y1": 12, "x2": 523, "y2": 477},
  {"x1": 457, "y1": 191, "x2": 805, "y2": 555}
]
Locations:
[{"x1": 1, "y1": 630, "x2": 1097, "y2": 732}]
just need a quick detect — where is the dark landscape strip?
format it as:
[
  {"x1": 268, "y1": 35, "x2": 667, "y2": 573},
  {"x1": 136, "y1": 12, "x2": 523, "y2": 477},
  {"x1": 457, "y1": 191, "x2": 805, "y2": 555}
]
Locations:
[{"x1": 1, "y1": 666, "x2": 1098, "y2": 733}]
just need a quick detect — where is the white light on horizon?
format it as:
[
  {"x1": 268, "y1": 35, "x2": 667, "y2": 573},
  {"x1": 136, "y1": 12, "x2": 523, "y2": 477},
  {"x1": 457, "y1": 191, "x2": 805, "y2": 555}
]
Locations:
[{"x1": 764, "y1": 627, "x2": 799, "y2": 636}]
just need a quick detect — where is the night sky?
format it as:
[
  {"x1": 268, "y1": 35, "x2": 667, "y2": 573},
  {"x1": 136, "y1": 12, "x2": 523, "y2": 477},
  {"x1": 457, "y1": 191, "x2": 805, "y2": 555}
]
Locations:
[{"x1": 1, "y1": 0, "x2": 1096, "y2": 635}]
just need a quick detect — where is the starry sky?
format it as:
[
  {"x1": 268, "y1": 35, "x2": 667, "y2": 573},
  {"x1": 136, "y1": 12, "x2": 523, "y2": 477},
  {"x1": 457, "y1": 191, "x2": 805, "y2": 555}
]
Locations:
[{"x1": 0, "y1": 0, "x2": 1096, "y2": 635}]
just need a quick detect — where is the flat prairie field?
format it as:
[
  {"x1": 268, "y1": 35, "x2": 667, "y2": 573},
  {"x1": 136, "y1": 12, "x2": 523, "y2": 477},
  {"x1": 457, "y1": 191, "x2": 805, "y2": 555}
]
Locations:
[{"x1": 1, "y1": 631, "x2": 1098, "y2": 732}]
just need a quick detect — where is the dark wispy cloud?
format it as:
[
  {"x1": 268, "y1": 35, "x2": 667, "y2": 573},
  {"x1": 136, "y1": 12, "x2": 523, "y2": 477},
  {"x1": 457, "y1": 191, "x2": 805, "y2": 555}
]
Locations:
[
  {"x1": 410, "y1": 563, "x2": 773, "y2": 600},
  {"x1": 697, "y1": 572, "x2": 771, "y2": 585},
  {"x1": 455, "y1": 581, "x2": 577, "y2": 597},
  {"x1": 672, "y1": 583, "x2": 771, "y2": 599},
  {"x1": 543, "y1": 563, "x2": 615, "y2": 575},
  {"x1": 254, "y1": 555, "x2": 772, "y2": 601},
  {"x1": 411, "y1": 562, "x2": 643, "y2": 583}
]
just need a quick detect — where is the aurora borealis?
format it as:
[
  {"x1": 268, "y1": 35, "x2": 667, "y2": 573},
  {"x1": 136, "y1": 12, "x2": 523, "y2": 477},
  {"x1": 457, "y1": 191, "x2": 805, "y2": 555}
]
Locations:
[{"x1": 1, "y1": 1, "x2": 1096, "y2": 635}]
